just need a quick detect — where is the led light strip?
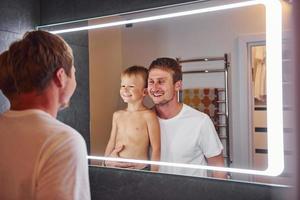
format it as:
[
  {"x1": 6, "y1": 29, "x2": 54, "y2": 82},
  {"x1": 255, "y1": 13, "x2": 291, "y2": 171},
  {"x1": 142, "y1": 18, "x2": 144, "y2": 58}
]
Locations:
[
  {"x1": 264, "y1": 0, "x2": 284, "y2": 176},
  {"x1": 42, "y1": 0, "x2": 284, "y2": 176},
  {"x1": 47, "y1": 1, "x2": 262, "y2": 34},
  {"x1": 88, "y1": 156, "x2": 269, "y2": 175}
]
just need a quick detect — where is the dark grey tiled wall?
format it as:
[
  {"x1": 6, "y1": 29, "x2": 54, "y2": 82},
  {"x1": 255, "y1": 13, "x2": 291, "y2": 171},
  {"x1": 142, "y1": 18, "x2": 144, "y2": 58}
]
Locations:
[
  {"x1": 56, "y1": 30, "x2": 90, "y2": 153},
  {"x1": 40, "y1": 0, "x2": 207, "y2": 25},
  {"x1": 89, "y1": 166, "x2": 291, "y2": 200},
  {"x1": 0, "y1": 0, "x2": 39, "y2": 52}
]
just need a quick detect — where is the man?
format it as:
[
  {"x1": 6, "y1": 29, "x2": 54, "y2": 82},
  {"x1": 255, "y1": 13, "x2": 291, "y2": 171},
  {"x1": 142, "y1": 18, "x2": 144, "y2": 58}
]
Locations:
[
  {"x1": 0, "y1": 31, "x2": 90, "y2": 199},
  {"x1": 147, "y1": 57, "x2": 226, "y2": 178}
]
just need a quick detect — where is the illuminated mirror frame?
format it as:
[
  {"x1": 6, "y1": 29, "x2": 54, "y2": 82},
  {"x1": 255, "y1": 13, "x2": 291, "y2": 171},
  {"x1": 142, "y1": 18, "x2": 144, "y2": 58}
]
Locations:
[{"x1": 37, "y1": 0, "x2": 283, "y2": 176}]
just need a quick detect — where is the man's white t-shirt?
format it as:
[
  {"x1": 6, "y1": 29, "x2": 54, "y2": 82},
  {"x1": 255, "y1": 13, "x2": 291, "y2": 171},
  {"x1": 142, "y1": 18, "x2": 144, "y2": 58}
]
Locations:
[
  {"x1": 158, "y1": 104, "x2": 223, "y2": 177},
  {"x1": 0, "y1": 109, "x2": 90, "y2": 200}
]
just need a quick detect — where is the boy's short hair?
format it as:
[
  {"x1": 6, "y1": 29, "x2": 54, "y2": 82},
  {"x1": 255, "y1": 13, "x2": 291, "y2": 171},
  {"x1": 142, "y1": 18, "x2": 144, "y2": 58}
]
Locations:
[
  {"x1": 149, "y1": 57, "x2": 182, "y2": 83},
  {"x1": 121, "y1": 66, "x2": 148, "y2": 88},
  {"x1": 0, "y1": 30, "x2": 73, "y2": 96}
]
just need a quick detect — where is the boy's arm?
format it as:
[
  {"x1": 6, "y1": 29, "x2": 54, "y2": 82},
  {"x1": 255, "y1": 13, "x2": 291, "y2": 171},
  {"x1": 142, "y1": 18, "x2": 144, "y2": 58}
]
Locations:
[
  {"x1": 104, "y1": 112, "x2": 135, "y2": 168},
  {"x1": 146, "y1": 112, "x2": 161, "y2": 171},
  {"x1": 104, "y1": 112, "x2": 118, "y2": 157}
]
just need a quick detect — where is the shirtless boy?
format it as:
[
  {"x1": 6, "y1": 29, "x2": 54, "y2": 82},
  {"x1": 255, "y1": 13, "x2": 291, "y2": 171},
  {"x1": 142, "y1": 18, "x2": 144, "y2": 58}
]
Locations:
[{"x1": 104, "y1": 66, "x2": 160, "y2": 171}]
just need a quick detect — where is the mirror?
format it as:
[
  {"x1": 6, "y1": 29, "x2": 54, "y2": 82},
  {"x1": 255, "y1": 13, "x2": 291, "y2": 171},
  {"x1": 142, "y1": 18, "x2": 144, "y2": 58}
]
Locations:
[{"x1": 38, "y1": 0, "x2": 292, "y2": 184}]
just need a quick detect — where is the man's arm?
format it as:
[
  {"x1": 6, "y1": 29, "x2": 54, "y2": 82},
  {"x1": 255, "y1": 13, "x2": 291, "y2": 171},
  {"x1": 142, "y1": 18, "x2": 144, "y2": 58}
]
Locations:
[
  {"x1": 146, "y1": 112, "x2": 161, "y2": 171},
  {"x1": 207, "y1": 153, "x2": 227, "y2": 179},
  {"x1": 200, "y1": 115, "x2": 227, "y2": 179},
  {"x1": 105, "y1": 145, "x2": 136, "y2": 168}
]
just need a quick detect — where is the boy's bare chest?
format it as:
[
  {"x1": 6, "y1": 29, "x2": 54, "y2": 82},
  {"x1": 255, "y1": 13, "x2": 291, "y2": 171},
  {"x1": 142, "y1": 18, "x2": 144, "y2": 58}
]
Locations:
[{"x1": 117, "y1": 113, "x2": 148, "y2": 133}]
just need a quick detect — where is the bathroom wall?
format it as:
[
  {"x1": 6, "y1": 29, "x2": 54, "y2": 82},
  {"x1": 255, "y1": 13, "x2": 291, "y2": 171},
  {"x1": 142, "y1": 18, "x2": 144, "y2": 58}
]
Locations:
[
  {"x1": 56, "y1": 30, "x2": 91, "y2": 153},
  {"x1": 0, "y1": 0, "x2": 39, "y2": 52},
  {"x1": 40, "y1": 0, "x2": 208, "y2": 25},
  {"x1": 88, "y1": 21, "x2": 123, "y2": 156},
  {"x1": 0, "y1": 0, "x2": 296, "y2": 199},
  {"x1": 89, "y1": 166, "x2": 291, "y2": 200}
]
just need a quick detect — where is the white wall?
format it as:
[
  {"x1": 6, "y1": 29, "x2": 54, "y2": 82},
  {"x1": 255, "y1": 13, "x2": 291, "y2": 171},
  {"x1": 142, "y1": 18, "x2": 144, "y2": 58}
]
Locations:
[{"x1": 89, "y1": 17, "x2": 124, "y2": 157}]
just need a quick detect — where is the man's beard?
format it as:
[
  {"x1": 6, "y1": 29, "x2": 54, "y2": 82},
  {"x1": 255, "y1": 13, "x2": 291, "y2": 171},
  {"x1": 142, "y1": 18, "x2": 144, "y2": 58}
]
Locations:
[{"x1": 153, "y1": 93, "x2": 176, "y2": 106}]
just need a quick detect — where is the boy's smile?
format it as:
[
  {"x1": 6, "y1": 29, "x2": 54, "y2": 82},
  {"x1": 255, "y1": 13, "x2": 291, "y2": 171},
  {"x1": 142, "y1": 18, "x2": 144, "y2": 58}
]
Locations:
[{"x1": 120, "y1": 75, "x2": 146, "y2": 103}]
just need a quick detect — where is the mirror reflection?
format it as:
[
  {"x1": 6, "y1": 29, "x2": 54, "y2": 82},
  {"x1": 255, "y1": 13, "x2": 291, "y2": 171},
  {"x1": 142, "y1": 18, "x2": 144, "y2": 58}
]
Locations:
[
  {"x1": 86, "y1": 3, "x2": 266, "y2": 175},
  {"x1": 41, "y1": 0, "x2": 293, "y2": 184}
]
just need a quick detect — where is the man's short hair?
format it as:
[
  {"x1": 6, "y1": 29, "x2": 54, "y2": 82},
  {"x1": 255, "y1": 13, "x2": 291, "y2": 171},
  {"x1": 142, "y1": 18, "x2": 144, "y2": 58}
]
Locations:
[
  {"x1": 0, "y1": 51, "x2": 16, "y2": 96},
  {"x1": 148, "y1": 57, "x2": 182, "y2": 83},
  {"x1": 0, "y1": 30, "x2": 73, "y2": 96},
  {"x1": 121, "y1": 65, "x2": 148, "y2": 88}
]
